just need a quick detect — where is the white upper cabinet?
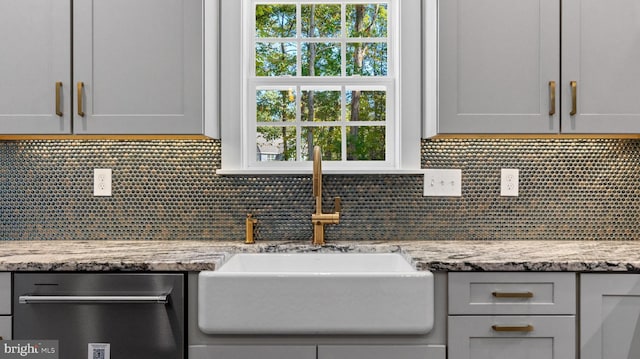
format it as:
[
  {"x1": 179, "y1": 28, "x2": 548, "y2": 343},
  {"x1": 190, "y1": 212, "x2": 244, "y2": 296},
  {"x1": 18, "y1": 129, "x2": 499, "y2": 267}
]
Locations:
[
  {"x1": 561, "y1": 0, "x2": 640, "y2": 133},
  {"x1": 437, "y1": 0, "x2": 560, "y2": 135},
  {"x1": 0, "y1": 0, "x2": 71, "y2": 134},
  {"x1": 0, "y1": 0, "x2": 204, "y2": 136},
  {"x1": 433, "y1": 0, "x2": 640, "y2": 136},
  {"x1": 74, "y1": 0, "x2": 203, "y2": 135}
]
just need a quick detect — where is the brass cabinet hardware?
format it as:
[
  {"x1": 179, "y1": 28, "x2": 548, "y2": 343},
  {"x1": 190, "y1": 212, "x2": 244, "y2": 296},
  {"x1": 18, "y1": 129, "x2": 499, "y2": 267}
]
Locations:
[
  {"x1": 77, "y1": 82, "x2": 85, "y2": 117},
  {"x1": 570, "y1": 81, "x2": 577, "y2": 116},
  {"x1": 492, "y1": 291, "x2": 534, "y2": 298},
  {"x1": 549, "y1": 81, "x2": 556, "y2": 116},
  {"x1": 55, "y1": 82, "x2": 63, "y2": 116},
  {"x1": 492, "y1": 324, "x2": 534, "y2": 332}
]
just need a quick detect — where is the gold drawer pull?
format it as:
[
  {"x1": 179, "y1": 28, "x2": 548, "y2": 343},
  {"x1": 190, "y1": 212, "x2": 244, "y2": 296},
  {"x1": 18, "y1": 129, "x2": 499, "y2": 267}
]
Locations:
[
  {"x1": 492, "y1": 324, "x2": 534, "y2": 332},
  {"x1": 549, "y1": 81, "x2": 556, "y2": 116},
  {"x1": 492, "y1": 291, "x2": 533, "y2": 298},
  {"x1": 77, "y1": 82, "x2": 85, "y2": 117},
  {"x1": 570, "y1": 81, "x2": 577, "y2": 116},
  {"x1": 55, "y1": 82, "x2": 63, "y2": 116}
]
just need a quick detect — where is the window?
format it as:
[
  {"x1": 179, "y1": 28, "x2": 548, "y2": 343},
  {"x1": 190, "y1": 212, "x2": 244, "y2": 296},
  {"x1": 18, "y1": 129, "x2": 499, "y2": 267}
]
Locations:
[
  {"x1": 218, "y1": 0, "x2": 423, "y2": 174},
  {"x1": 251, "y1": 1, "x2": 393, "y2": 169}
]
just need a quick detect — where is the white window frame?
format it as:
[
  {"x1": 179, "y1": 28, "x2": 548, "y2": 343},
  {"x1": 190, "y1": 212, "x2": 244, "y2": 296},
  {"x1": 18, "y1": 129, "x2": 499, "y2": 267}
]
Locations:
[{"x1": 216, "y1": 0, "x2": 425, "y2": 174}]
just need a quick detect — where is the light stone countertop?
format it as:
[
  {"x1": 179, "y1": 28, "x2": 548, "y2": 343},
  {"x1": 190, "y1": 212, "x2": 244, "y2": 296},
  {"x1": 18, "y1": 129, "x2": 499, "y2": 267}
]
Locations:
[{"x1": 0, "y1": 240, "x2": 639, "y2": 272}]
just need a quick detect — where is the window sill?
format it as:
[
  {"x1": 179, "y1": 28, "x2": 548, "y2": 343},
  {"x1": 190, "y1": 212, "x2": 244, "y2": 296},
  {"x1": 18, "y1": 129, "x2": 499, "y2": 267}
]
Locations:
[{"x1": 216, "y1": 168, "x2": 426, "y2": 176}]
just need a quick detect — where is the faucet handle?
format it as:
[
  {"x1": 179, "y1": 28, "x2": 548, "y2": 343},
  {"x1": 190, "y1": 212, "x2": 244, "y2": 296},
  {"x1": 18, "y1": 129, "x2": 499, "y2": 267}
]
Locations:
[{"x1": 334, "y1": 197, "x2": 341, "y2": 213}]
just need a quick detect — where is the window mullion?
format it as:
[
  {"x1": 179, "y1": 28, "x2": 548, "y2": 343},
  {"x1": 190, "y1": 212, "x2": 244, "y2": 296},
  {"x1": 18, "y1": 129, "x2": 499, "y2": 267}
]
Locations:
[
  {"x1": 341, "y1": 84, "x2": 347, "y2": 162},
  {"x1": 340, "y1": 3, "x2": 346, "y2": 78},
  {"x1": 296, "y1": 4, "x2": 302, "y2": 78}
]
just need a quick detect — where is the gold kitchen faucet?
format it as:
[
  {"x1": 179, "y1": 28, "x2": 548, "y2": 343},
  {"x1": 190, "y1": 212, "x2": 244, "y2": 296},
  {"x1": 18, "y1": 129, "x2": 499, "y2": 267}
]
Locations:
[{"x1": 311, "y1": 146, "x2": 340, "y2": 245}]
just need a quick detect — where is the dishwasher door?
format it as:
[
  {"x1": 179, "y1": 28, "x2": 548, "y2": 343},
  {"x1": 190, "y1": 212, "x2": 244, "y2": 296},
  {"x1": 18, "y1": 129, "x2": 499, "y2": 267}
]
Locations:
[{"x1": 14, "y1": 273, "x2": 184, "y2": 359}]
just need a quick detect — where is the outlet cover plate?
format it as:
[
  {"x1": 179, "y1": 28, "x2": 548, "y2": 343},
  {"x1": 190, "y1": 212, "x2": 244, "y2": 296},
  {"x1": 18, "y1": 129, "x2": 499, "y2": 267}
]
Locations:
[
  {"x1": 94, "y1": 168, "x2": 112, "y2": 197},
  {"x1": 500, "y1": 168, "x2": 519, "y2": 197},
  {"x1": 424, "y1": 169, "x2": 462, "y2": 197}
]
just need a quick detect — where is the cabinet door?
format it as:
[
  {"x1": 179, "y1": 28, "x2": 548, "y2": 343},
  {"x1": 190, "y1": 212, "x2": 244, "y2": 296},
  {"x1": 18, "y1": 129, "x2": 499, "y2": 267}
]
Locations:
[
  {"x1": 0, "y1": 273, "x2": 11, "y2": 315},
  {"x1": 318, "y1": 345, "x2": 445, "y2": 359},
  {"x1": 562, "y1": 0, "x2": 640, "y2": 133},
  {"x1": 73, "y1": 0, "x2": 203, "y2": 134},
  {"x1": 448, "y1": 316, "x2": 575, "y2": 359},
  {"x1": 0, "y1": 317, "x2": 11, "y2": 340},
  {"x1": 188, "y1": 345, "x2": 316, "y2": 359},
  {"x1": 438, "y1": 0, "x2": 560, "y2": 134},
  {"x1": 581, "y1": 274, "x2": 640, "y2": 359},
  {"x1": 0, "y1": 0, "x2": 71, "y2": 134}
]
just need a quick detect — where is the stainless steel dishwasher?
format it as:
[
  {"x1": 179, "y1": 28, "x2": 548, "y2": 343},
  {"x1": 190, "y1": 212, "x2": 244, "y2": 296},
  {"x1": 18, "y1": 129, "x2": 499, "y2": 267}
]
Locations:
[{"x1": 13, "y1": 273, "x2": 184, "y2": 359}]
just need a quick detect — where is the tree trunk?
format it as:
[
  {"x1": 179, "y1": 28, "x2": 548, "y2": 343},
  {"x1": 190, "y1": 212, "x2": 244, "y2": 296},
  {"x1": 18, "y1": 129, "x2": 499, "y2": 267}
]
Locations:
[
  {"x1": 306, "y1": 5, "x2": 316, "y2": 160},
  {"x1": 348, "y1": 5, "x2": 366, "y2": 160}
]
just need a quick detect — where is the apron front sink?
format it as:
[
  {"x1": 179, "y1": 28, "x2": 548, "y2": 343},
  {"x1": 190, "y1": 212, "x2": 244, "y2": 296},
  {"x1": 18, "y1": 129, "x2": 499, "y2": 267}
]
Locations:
[{"x1": 198, "y1": 253, "x2": 433, "y2": 335}]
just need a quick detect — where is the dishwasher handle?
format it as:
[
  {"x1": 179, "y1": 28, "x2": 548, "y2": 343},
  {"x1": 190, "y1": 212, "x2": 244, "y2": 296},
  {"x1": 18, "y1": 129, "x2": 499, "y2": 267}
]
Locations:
[{"x1": 19, "y1": 294, "x2": 169, "y2": 304}]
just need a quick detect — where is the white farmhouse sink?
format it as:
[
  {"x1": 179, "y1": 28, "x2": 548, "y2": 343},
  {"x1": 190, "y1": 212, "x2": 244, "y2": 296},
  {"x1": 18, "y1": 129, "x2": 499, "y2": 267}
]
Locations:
[{"x1": 198, "y1": 253, "x2": 434, "y2": 335}]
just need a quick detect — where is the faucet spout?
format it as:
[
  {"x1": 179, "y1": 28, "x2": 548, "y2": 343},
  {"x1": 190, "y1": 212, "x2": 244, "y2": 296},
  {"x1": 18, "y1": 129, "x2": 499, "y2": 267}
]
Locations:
[{"x1": 312, "y1": 146, "x2": 340, "y2": 245}]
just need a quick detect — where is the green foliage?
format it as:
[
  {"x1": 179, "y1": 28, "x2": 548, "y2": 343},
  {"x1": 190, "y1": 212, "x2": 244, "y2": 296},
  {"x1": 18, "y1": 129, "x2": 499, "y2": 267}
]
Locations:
[
  {"x1": 256, "y1": 5, "x2": 296, "y2": 37},
  {"x1": 301, "y1": 90, "x2": 341, "y2": 122},
  {"x1": 301, "y1": 43, "x2": 341, "y2": 76},
  {"x1": 347, "y1": 126, "x2": 385, "y2": 160},
  {"x1": 256, "y1": 90, "x2": 295, "y2": 122},
  {"x1": 302, "y1": 4, "x2": 341, "y2": 38},
  {"x1": 346, "y1": 43, "x2": 388, "y2": 76},
  {"x1": 346, "y1": 4, "x2": 388, "y2": 37},
  {"x1": 302, "y1": 127, "x2": 342, "y2": 161},
  {"x1": 346, "y1": 91, "x2": 386, "y2": 122}
]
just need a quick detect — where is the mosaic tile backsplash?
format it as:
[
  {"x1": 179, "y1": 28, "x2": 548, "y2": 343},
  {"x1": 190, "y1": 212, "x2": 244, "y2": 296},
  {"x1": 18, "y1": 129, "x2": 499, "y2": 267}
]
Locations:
[{"x1": 1, "y1": 139, "x2": 640, "y2": 241}]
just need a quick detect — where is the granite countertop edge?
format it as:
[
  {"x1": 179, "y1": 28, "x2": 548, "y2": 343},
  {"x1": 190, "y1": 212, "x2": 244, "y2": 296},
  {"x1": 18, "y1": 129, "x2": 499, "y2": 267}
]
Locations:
[{"x1": 0, "y1": 240, "x2": 638, "y2": 272}]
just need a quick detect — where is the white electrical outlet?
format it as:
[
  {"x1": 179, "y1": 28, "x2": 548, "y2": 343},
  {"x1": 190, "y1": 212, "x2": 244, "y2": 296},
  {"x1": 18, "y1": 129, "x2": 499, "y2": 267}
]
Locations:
[
  {"x1": 94, "y1": 169, "x2": 112, "y2": 197},
  {"x1": 501, "y1": 168, "x2": 519, "y2": 197},
  {"x1": 424, "y1": 169, "x2": 462, "y2": 197}
]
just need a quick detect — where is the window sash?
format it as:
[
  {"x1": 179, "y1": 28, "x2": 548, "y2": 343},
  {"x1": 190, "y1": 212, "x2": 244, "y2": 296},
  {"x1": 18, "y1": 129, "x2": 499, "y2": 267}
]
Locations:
[
  {"x1": 248, "y1": 80, "x2": 395, "y2": 168},
  {"x1": 248, "y1": 0, "x2": 396, "y2": 169}
]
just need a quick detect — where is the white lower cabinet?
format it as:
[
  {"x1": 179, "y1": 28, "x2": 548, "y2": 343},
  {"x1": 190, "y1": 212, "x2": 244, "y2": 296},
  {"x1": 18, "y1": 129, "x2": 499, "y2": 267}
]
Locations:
[
  {"x1": 318, "y1": 345, "x2": 446, "y2": 359},
  {"x1": 189, "y1": 345, "x2": 316, "y2": 359},
  {"x1": 189, "y1": 345, "x2": 446, "y2": 359},
  {"x1": 0, "y1": 316, "x2": 11, "y2": 340},
  {"x1": 448, "y1": 315, "x2": 574, "y2": 359},
  {"x1": 581, "y1": 274, "x2": 640, "y2": 359},
  {"x1": 448, "y1": 272, "x2": 576, "y2": 359},
  {"x1": 0, "y1": 273, "x2": 11, "y2": 340}
]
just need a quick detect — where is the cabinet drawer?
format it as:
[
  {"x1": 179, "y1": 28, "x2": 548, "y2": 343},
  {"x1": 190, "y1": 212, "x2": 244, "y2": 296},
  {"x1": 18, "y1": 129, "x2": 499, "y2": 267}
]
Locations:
[
  {"x1": 189, "y1": 345, "x2": 316, "y2": 359},
  {"x1": 0, "y1": 316, "x2": 11, "y2": 340},
  {"x1": 448, "y1": 315, "x2": 575, "y2": 359},
  {"x1": 449, "y1": 272, "x2": 575, "y2": 315},
  {"x1": 0, "y1": 273, "x2": 10, "y2": 315},
  {"x1": 318, "y1": 345, "x2": 446, "y2": 359}
]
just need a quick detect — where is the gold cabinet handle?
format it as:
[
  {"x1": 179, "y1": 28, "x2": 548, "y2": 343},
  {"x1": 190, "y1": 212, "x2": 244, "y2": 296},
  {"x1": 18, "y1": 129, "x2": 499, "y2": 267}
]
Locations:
[
  {"x1": 55, "y1": 82, "x2": 63, "y2": 116},
  {"x1": 492, "y1": 291, "x2": 533, "y2": 298},
  {"x1": 570, "y1": 81, "x2": 577, "y2": 116},
  {"x1": 77, "y1": 82, "x2": 85, "y2": 117},
  {"x1": 549, "y1": 81, "x2": 556, "y2": 116},
  {"x1": 492, "y1": 325, "x2": 534, "y2": 332}
]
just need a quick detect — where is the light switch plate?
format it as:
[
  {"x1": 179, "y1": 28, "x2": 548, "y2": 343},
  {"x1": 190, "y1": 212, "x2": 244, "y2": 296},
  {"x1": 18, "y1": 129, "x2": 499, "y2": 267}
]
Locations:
[{"x1": 424, "y1": 169, "x2": 462, "y2": 197}]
